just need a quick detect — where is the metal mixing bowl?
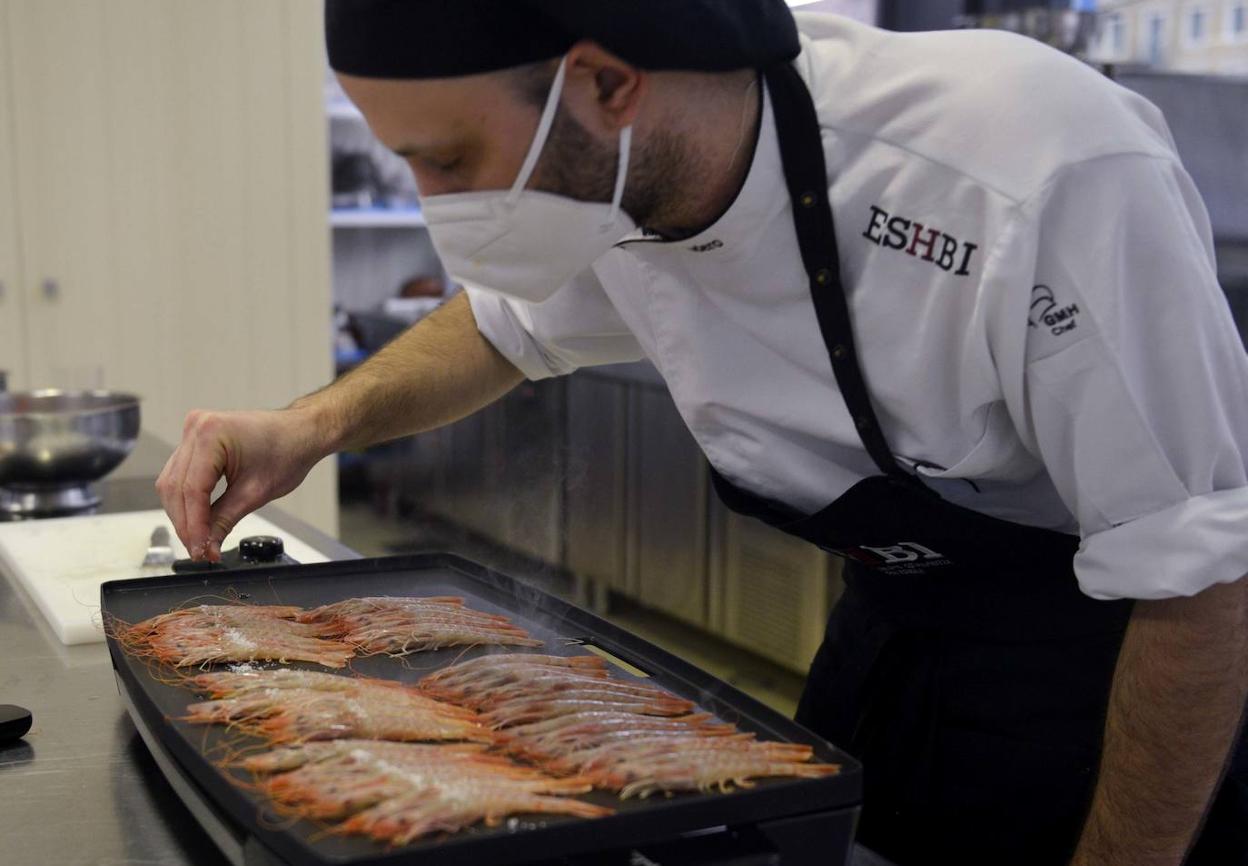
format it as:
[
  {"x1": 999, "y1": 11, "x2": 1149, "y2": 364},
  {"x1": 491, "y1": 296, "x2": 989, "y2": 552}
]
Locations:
[{"x1": 0, "y1": 391, "x2": 141, "y2": 514}]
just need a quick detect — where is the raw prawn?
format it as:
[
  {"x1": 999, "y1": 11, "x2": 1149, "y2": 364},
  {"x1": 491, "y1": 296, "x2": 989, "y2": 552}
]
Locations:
[
  {"x1": 190, "y1": 668, "x2": 413, "y2": 697},
  {"x1": 182, "y1": 672, "x2": 494, "y2": 745},
  {"x1": 500, "y1": 712, "x2": 738, "y2": 763},
  {"x1": 607, "y1": 741, "x2": 841, "y2": 797},
  {"x1": 471, "y1": 676, "x2": 688, "y2": 708},
  {"x1": 119, "y1": 604, "x2": 355, "y2": 668},
  {"x1": 303, "y1": 597, "x2": 543, "y2": 655},
  {"x1": 480, "y1": 693, "x2": 696, "y2": 728},
  {"x1": 235, "y1": 739, "x2": 492, "y2": 773},
  {"x1": 240, "y1": 740, "x2": 612, "y2": 844},
  {"x1": 543, "y1": 731, "x2": 759, "y2": 776},
  {"x1": 420, "y1": 663, "x2": 617, "y2": 704},
  {"x1": 523, "y1": 732, "x2": 839, "y2": 795},
  {"x1": 298, "y1": 596, "x2": 474, "y2": 622},
  {"x1": 419, "y1": 653, "x2": 606, "y2": 688}
]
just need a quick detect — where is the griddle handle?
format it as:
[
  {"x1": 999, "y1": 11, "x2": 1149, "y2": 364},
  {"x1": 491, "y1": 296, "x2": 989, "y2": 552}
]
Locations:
[
  {"x1": 171, "y1": 558, "x2": 222, "y2": 573},
  {"x1": 172, "y1": 536, "x2": 299, "y2": 573},
  {"x1": 565, "y1": 826, "x2": 781, "y2": 865}
]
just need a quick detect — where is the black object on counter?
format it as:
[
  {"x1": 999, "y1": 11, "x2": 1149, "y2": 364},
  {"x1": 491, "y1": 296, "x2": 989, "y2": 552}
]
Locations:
[
  {"x1": 0, "y1": 705, "x2": 32, "y2": 744},
  {"x1": 103, "y1": 553, "x2": 861, "y2": 866},
  {"x1": 171, "y1": 535, "x2": 296, "y2": 573}
]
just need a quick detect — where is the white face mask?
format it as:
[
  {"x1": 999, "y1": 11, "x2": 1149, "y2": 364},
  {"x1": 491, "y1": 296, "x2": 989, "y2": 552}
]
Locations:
[{"x1": 421, "y1": 58, "x2": 636, "y2": 303}]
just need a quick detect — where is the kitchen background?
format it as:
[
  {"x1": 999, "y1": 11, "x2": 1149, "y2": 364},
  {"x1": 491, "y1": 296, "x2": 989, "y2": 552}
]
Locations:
[{"x1": 1, "y1": 0, "x2": 1245, "y2": 714}]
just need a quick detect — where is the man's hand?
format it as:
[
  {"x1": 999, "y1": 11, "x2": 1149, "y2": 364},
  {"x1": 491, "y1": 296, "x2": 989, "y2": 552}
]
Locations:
[
  {"x1": 156, "y1": 406, "x2": 331, "y2": 561},
  {"x1": 156, "y1": 293, "x2": 523, "y2": 560},
  {"x1": 1071, "y1": 576, "x2": 1248, "y2": 866}
]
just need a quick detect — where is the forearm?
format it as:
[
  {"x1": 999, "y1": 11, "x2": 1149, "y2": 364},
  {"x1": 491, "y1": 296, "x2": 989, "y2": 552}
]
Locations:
[
  {"x1": 1072, "y1": 576, "x2": 1248, "y2": 866},
  {"x1": 293, "y1": 292, "x2": 524, "y2": 453}
]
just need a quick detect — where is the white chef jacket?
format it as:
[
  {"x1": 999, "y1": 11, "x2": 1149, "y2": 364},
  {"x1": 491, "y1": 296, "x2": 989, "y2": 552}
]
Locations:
[{"x1": 466, "y1": 14, "x2": 1248, "y2": 602}]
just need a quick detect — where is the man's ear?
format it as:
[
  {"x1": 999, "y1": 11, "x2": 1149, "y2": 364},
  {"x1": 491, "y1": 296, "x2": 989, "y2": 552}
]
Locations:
[{"x1": 562, "y1": 40, "x2": 646, "y2": 133}]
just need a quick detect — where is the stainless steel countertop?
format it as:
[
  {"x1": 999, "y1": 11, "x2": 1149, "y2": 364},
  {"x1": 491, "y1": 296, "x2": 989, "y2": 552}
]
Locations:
[{"x1": 0, "y1": 434, "x2": 358, "y2": 866}]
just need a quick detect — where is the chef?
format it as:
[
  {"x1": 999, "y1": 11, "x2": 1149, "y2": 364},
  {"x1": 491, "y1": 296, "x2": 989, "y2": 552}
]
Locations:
[{"x1": 157, "y1": 2, "x2": 1248, "y2": 864}]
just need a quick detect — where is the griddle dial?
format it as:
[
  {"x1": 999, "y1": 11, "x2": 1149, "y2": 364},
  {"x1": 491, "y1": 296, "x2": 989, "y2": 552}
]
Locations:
[{"x1": 238, "y1": 535, "x2": 285, "y2": 563}]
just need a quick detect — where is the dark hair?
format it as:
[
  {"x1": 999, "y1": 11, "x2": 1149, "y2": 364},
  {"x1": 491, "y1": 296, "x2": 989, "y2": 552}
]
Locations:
[{"x1": 508, "y1": 59, "x2": 560, "y2": 106}]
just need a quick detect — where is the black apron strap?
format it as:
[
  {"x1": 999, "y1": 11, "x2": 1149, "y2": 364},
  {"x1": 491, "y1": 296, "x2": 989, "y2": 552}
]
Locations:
[{"x1": 763, "y1": 63, "x2": 916, "y2": 485}]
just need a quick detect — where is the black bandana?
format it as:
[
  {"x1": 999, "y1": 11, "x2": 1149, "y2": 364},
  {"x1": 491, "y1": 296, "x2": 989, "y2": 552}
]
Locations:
[{"x1": 326, "y1": 0, "x2": 801, "y2": 79}]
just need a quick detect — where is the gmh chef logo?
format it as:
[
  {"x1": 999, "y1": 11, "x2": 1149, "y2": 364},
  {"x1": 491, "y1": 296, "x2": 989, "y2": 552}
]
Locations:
[
  {"x1": 1029, "y1": 284, "x2": 1080, "y2": 336},
  {"x1": 862, "y1": 204, "x2": 979, "y2": 277}
]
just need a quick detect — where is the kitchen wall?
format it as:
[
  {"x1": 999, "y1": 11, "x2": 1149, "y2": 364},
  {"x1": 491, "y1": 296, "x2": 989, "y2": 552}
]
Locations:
[
  {"x1": 1114, "y1": 71, "x2": 1248, "y2": 241},
  {"x1": 0, "y1": 0, "x2": 337, "y2": 535}
]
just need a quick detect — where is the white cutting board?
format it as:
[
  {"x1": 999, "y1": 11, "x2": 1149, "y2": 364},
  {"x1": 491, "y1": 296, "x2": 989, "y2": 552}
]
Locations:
[{"x1": 0, "y1": 509, "x2": 330, "y2": 645}]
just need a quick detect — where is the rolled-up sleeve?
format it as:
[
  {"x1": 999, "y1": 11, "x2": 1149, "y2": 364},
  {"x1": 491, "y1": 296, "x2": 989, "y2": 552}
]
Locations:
[
  {"x1": 1003, "y1": 153, "x2": 1248, "y2": 600},
  {"x1": 465, "y1": 268, "x2": 645, "y2": 381}
]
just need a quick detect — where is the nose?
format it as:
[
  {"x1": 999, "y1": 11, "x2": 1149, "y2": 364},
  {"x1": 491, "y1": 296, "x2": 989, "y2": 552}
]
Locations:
[{"x1": 410, "y1": 172, "x2": 449, "y2": 198}]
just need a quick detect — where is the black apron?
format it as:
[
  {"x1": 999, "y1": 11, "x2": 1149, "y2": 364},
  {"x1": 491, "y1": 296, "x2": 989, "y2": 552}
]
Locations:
[{"x1": 718, "y1": 63, "x2": 1248, "y2": 866}]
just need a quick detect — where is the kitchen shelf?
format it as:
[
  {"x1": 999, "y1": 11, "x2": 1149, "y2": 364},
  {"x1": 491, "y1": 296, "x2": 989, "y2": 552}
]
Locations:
[{"x1": 330, "y1": 207, "x2": 426, "y2": 228}]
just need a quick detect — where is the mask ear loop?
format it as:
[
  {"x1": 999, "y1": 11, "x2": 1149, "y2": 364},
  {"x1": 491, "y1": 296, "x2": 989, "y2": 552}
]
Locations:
[
  {"x1": 506, "y1": 58, "x2": 568, "y2": 206},
  {"x1": 606, "y1": 125, "x2": 633, "y2": 227}
]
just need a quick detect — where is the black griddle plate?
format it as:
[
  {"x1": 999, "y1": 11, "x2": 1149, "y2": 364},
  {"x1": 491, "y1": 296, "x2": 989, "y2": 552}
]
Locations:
[{"x1": 103, "y1": 553, "x2": 862, "y2": 866}]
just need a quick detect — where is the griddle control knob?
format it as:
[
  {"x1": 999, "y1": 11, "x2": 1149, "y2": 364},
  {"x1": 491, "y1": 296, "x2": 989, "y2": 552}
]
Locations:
[{"x1": 239, "y1": 535, "x2": 285, "y2": 563}]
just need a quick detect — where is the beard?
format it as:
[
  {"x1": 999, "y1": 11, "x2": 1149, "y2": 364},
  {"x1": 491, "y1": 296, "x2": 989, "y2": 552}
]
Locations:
[{"x1": 530, "y1": 105, "x2": 687, "y2": 230}]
